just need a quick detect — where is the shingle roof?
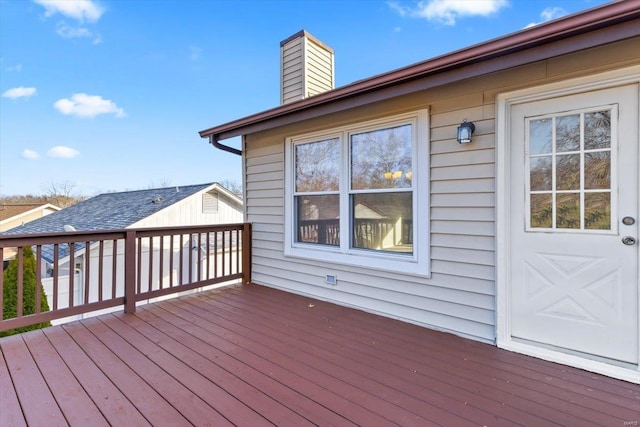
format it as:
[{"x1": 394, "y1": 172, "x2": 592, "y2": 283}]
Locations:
[
  {"x1": 3, "y1": 183, "x2": 214, "y2": 235},
  {"x1": 1, "y1": 184, "x2": 216, "y2": 263}
]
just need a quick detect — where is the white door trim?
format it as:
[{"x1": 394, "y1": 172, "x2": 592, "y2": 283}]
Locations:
[{"x1": 496, "y1": 65, "x2": 640, "y2": 384}]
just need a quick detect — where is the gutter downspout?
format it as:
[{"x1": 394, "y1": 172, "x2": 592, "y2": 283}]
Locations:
[{"x1": 209, "y1": 135, "x2": 242, "y2": 156}]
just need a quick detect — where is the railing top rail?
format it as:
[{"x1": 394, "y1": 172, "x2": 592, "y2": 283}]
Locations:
[
  {"x1": 0, "y1": 223, "x2": 246, "y2": 248},
  {"x1": 0, "y1": 231, "x2": 126, "y2": 248}
]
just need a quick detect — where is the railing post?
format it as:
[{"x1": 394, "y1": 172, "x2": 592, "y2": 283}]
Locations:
[
  {"x1": 242, "y1": 223, "x2": 252, "y2": 285},
  {"x1": 124, "y1": 230, "x2": 136, "y2": 313}
]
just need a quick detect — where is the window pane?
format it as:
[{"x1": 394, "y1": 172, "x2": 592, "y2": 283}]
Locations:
[
  {"x1": 296, "y1": 195, "x2": 339, "y2": 246},
  {"x1": 556, "y1": 114, "x2": 580, "y2": 152},
  {"x1": 351, "y1": 125, "x2": 412, "y2": 190},
  {"x1": 351, "y1": 193, "x2": 412, "y2": 254},
  {"x1": 585, "y1": 193, "x2": 611, "y2": 230},
  {"x1": 584, "y1": 152, "x2": 610, "y2": 190},
  {"x1": 530, "y1": 156, "x2": 552, "y2": 191},
  {"x1": 529, "y1": 118, "x2": 552, "y2": 155},
  {"x1": 584, "y1": 110, "x2": 611, "y2": 150},
  {"x1": 556, "y1": 193, "x2": 580, "y2": 229},
  {"x1": 530, "y1": 194, "x2": 553, "y2": 228},
  {"x1": 556, "y1": 154, "x2": 580, "y2": 191},
  {"x1": 295, "y1": 138, "x2": 340, "y2": 192}
]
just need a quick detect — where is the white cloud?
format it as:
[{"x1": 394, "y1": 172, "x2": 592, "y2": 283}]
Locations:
[
  {"x1": 526, "y1": 6, "x2": 568, "y2": 28},
  {"x1": 56, "y1": 22, "x2": 91, "y2": 38},
  {"x1": 22, "y1": 149, "x2": 40, "y2": 160},
  {"x1": 55, "y1": 22, "x2": 102, "y2": 43},
  {"x1": 389, "y1": 0, "x2": 508, "y2": 25},
  {"x1": 54, "y1": 93, "x2": 126, "y2": 118},
  {"x1": 2, "y1": 86, "x2": 37, "y2": 99},
  {"x1": 47, "y1": 146, "x2": 80, "y2": 158},
  {"x1": 6, "y1": 64, "x2": 23, "y2": 72},
  {"x1": 541, "y1": 6, "x2": 566, "y2": 21},
  {"x1": 33, "y1": 0, "x2": 104, "y2": 23}
]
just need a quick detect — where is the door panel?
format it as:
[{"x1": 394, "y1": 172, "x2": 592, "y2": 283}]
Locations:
[{"x1": 510, "y1": 85, "x2": 639, "y2": 364}]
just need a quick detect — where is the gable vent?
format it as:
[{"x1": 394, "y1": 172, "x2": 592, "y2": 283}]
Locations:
[
  {"x1": 280, "y1": 30, "x2": 334, "y2": 105},
  {"x1": 203, "y1": 191, "x2": 219, "y2": 214}
]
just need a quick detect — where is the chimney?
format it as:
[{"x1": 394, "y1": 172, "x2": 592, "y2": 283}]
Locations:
[{"x1": 280, "y1": 30, "x2": 334, "y2": 105}]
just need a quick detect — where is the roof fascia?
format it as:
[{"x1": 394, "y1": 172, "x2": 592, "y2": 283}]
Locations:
[{"x1": 199, "y1": 1, "x2": 640, "y2": 141}]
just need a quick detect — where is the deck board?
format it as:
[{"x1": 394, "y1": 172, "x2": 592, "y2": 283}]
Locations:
[
  {"x1": 21, "y1": 330, "x2": 107, "y2": 427},
  {"x1": 2, "y1": 334, "x2": 67, "y2": 426},
  {"x1": 2, "y1": 284, "x2": 639, "y2": 426}
]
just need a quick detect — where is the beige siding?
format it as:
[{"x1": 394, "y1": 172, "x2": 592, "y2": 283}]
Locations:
[
  {"x1": 306, "y1": 41, "x2": 334, "y2": 96},
  {"x1": 281, "y1": 37, "x2": 304, "y2": 105},
  {"x1": 281, "y1": 32, "x2": 334, "y2": 104},
  {"x1": 247, "y1": 38, "x2": 640, "y2": 344}
]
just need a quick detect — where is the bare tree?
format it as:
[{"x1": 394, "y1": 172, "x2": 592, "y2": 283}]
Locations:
[
  {"x1": 41, "y1": 180, "x2": 84, "y2": 208},
  {"x1": 146, "y1": 178, "x2": 173, "y2": 189},
  {"x1": 218, "y1": 179, "x2": 243, "y2": 197}
]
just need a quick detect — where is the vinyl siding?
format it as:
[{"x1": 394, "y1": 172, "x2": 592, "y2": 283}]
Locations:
[
  {"x1": 246, "y1": 37, "x2": 640, "y2": 344},
  {"x1": 305, "y1": 41, "x2": 333, "y2": 96},
  {"x1": 281, "y1": 33, "x2": 333, "y2": 104},
  {"x1": 281, "y1": 37, "x2": 304, "y2": 105},
  {"x1": 133, "y1": 190, "x2": 243, "y2": 228}
]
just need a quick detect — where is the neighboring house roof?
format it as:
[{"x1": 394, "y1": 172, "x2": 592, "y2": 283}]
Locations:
[
  {"x1": 2, "y1": 183, "x2": 240, "y2": 263},
  {"x1": 3, "y1": 183, "x2": 220, "y2": 235},
  {"x1": 199, "y1": 1, "x2": 640, "y2": 143},
  {"x1": 0, "y1": 203, "x2": 61, "y2": 226}
]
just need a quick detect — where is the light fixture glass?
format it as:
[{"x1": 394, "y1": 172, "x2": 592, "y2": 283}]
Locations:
[{"x1": 457, "y1": 120, "x2": 475, "y2": 144}]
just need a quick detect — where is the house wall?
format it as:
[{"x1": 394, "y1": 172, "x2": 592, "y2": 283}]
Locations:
[
  {"x1": 244, "y1": 37, "x2": 640, "y2": 343},
  {"x1": 0, "y1": 206, "x2": 59, "y2": 232},
  {"x1": 132, "y1": 189, "x2": 243, "y2": 228}
]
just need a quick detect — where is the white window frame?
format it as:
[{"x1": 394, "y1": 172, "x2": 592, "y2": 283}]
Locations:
[{"x1": 284, "y1": 109, "x2": 430, "y2": 276}]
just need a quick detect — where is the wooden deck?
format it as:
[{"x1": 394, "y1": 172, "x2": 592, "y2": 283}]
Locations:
[{"x1": 2, "y1": 284, "x2": 639, "y2": 426}]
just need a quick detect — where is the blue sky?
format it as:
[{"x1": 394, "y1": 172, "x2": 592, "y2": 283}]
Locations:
[{"x1": 0, "y1": 0, "x2": 610, "y2": 197}]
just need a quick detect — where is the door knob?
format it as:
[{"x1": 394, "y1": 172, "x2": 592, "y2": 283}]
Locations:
[{"x1": 622, "y1": 236, "x2": 636, "y2": 245}]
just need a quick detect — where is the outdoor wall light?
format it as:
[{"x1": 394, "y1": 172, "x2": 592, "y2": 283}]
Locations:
[{"x1": 457, "y1": 120, "x2": 475, "y2": 144}]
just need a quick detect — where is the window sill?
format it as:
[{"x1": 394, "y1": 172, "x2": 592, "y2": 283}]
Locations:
[{"x1": 284, "y1": 244, "x2": 431, "y2": 278}]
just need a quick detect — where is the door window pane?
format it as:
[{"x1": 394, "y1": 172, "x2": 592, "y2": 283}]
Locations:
[
  {"x1": 556, "y1": 114, "x2": 580, "y2": 152},
  {"x1": 584, "y1": 110, "x2": 611, "y2": 150},
  {"x1": 584, "y1": 152, "x2": 610, "y2": 190},
  {"x1": 351, "y1": 125, "x2": 412, "y2": 190},
  {"x1": 352, "y1": 192, "x2": 412, "y2": 254},
  {"x1": 556, "y1": 154, "x2": 580, "y2": 191},
  {"x1": 530, "y1": 118, "x2": 552, "y2": 155},
  {"x1": 530, "y1": 194, "x2": 553, "y2": 228},
  {"x1": 556, "y1": 193, "x2": 580, "y2": 229},
  {"x1": 296, "y1": 195, "x2": 339, "y2": 246},
  {"x1": 584, "y1": 193, "x2": 611, "y2": 230},
  {"x1": 530, "y1": 157, "x2": 552, "y2": 191}
]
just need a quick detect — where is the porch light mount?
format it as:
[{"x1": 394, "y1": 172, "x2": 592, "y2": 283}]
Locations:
[{"x1": 457, "y1": 120, "x2": 475, "y2": 144}]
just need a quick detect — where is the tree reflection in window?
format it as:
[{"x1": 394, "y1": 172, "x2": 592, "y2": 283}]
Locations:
[{"x1": 528, "y1": 108, "x2": 612, "y2": 231}]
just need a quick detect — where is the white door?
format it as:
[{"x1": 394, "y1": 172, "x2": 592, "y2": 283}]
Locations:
[{"x1": 509, "y1": 84, "x2": 639, "y2": 364}]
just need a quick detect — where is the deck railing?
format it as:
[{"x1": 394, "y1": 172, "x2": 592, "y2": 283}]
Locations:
[
  {"x1": 299, "y1": 218, "x2": 413, "y2": 247},
  {"x1": 0, "y1": 223, "x2": 251, "y2": 332}
]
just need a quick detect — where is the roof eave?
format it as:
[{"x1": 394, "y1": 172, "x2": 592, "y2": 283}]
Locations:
[{"x1": 198, "y1": 0, "x2": 640, "y2": 142}]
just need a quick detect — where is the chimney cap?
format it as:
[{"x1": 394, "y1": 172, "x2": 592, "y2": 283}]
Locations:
[{"x1": 280, "y1": 29, "x2": 334, "y2": 53}]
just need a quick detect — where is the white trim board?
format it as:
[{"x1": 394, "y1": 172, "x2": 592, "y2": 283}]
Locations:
[{"x1": 495, "y1": 65, "x2": 640, "y2": 384}]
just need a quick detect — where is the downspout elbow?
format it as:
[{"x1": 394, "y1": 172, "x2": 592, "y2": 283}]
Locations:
[{"x1": 209, "y1": 135, "x2": 242, "y2": 156}]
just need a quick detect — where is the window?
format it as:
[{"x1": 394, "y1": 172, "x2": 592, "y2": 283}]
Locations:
[
  {"x1": 285, "y1": 110, "x2": 430, "y2": 276},
  {"x1": 527, "y1": 106, "x2": 616, "y2": 232}
]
